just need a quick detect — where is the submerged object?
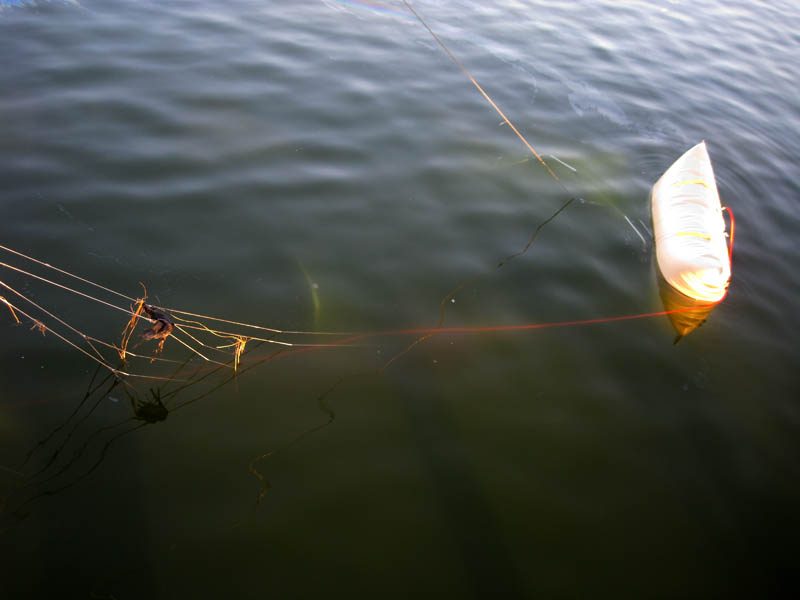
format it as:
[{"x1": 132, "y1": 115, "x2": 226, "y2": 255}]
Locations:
[
  {"x1": 657, "y1": 271, "x2": 717, "y2": 343},
  {"x1": 651, "y1": 141, "x2": 730, "y2": 302}
]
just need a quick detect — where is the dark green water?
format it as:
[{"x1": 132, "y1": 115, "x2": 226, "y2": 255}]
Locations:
[{"x1": 2, "y1": 0, "x2": 799, "y2": 597}]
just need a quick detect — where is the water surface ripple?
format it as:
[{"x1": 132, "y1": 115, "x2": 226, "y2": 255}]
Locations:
[{"x1": 1, "y1": 1, "x2": 799, "y2": 597}]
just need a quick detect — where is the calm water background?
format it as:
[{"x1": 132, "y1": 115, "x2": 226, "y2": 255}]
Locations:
[{"x1": 1, "y1": 0, "x2": 799, "y2": 597}]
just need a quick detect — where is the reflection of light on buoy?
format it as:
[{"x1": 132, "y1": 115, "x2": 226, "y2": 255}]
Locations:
[{"x1": 651, "y1": 141, "x2": 731, "y2": 303}]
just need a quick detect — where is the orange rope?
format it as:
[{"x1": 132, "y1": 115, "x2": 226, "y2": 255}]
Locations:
[
  {"x1": 364, "y1": 304, "x2": 721, "y2": 340},
  {"x1": 723, "y1": 205, "x2": 735, "y2": 264}
]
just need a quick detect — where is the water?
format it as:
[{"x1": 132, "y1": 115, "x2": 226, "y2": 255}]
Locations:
[{"x1": 1, "y1": 0, "x2": 799, "y2": 597}]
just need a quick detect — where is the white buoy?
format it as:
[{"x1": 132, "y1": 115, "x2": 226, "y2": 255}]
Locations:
[{"x1": 651, "y1": 141, "x2": 731, "y2": 302}]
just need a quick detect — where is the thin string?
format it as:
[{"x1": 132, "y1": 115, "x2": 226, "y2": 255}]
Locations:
[
  {"x1": 0, "y1": 244, "x2": 136, "y2": 303},
  {"x1": 380, "y1": 195, "x2": 576, "y2": 371},
  {"x1": 0, "y1": 245, "x2": 343, "y2": 337},
  {"x1": 159, "y1": 307, "x2": 346, "y2": 337},
  {"x1": 381, "y1": 1, "x2": 581, "y2": 370},
  {"x1": 401, "y1": 0, "x2": 569, "y2": 193},
  {"x1": 0, "y1": 261, "x2": 140, "y2": 320},
  {"x1": 0, "y1": 279, "x2": 108, "y2": 364},
  {"x1": 0, "y1": 297, "x2": 188, "y2": 382},
  {"x1": 0, "y1": 262, "x2": 362, "y2": 400}
]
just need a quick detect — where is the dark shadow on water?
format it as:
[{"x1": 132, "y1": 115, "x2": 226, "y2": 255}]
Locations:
[
  {"x1": 0, "y1": 339, "x2": 272, "y2": 523},
  {"x1": 0, "y1": 342, "x2": 279, "y2": 596},
  {"x1": 0, "y1": 368, "x2": 158, "y2": 596},
  {"x1": 396, "y1": 371, "x2": 524, "y2": 599}
]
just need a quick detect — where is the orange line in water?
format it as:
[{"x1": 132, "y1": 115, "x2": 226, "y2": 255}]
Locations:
[
  {"x1": 233, "y1": 304, "x2": 717, "y2": 368},
  {"x1": 366, "y1": 305, "x2": 718, "y2": 339}
]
